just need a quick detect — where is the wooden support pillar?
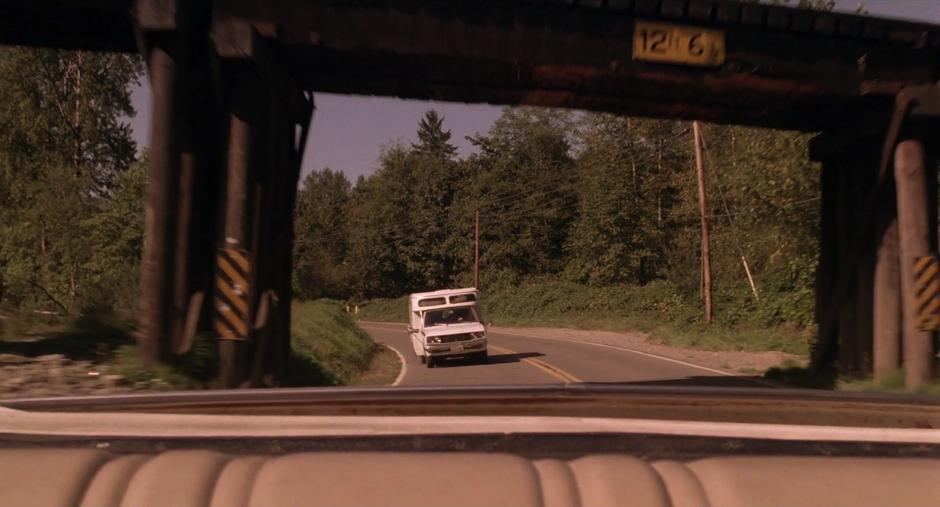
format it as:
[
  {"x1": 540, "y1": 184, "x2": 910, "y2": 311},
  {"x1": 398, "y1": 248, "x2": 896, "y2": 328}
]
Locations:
[
  {"x1": 895, "y1": 138, "x2": 935, "y2": 389},
  {"x1": 854, "y1": 148, "x2": 878, "y2": 375},
  {"x1": 247, "y1": 84, "x2": 278, "y2": 387},
  {"x1": 171, "y1": 118, "x2": 196, "y2": 355},
  {"x1": 835, "y1": 161, "x2": 860, "y2": 374},
  {"x1": 219, "y1": 69, "x2": 254, "y2": 388},
  {"x1": 170, "y1": 0, "x2": 216, "y2": 357},
  {"x1": 812, "y1": 133, "x2": 883, "y2": 379},
  {"x1": 855, "y1": 250, "x2": 875, "y2": 373},
  {"x1": 249, "y1": 88, "x2": 309, "y2": 386},
  {"x1": 812, "y1": 158, "x2": 839, "y2": 376},
  {"x1": 873, "y1": 214, "x2": 901, "y2": 381},
  {"x1": 139, "y1": 45, "x2": 179, "y2": 366}
]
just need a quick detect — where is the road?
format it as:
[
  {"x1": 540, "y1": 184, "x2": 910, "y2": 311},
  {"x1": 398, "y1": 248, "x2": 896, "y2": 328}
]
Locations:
[{"x1": 359, "y1": 322, "x2": 761, "y2": 387}]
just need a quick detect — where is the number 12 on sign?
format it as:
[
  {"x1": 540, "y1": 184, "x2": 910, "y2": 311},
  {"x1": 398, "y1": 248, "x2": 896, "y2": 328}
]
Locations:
[{"x1": 633, "y1": 21, "x2": 726, "y2": 67}]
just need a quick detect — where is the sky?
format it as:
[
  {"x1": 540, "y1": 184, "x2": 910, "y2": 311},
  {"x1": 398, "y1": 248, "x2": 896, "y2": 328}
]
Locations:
[{"x1": 126, "y1": 0, "x2": 940, "y2": 182}]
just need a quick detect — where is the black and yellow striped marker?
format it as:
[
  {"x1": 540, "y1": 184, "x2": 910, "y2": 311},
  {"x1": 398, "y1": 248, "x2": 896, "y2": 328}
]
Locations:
[
  {"x1": 214, "y1": 246, "x2": 251, "y2": 341},
  {"x1": 914, "y1": 254, "x2": 940, "y2": 332}
]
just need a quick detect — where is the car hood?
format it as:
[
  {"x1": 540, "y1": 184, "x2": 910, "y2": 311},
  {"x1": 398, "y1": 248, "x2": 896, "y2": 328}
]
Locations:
[{"x1": 422, "y1": 322, "x2": 486, "y2": 337}]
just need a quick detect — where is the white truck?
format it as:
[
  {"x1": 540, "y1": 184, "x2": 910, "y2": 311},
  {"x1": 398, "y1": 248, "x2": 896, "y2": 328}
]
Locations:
[{"x1": 408, "y1": 288, "x2": 488, "y2": 368}]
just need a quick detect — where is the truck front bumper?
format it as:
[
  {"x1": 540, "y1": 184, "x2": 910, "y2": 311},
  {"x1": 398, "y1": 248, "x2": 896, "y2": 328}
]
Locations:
[{"x1": 425, "y1": 338, "x2": 487, "y2": 357}]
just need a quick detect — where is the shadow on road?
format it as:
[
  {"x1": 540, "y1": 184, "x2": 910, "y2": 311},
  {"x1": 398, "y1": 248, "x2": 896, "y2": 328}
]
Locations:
[{"x1": 434, "y1": 351, "x2": 545, "y2": 367}]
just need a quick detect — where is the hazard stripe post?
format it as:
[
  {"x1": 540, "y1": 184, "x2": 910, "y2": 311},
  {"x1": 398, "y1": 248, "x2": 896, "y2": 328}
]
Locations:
[
  {"x1": 215, "y1": 246, "x2": 251, "y2": 340},
  {"x1": 913, "y1": 254, "x2": 940, "y2": 332}
]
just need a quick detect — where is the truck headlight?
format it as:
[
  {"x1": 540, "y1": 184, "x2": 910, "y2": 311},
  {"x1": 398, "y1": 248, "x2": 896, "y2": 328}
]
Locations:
[
  {"x1": 471, "y1": 332, "x2": 485, "y2": 339},
  {"x1": 428, "y1": 336, "x2": 442, "y2": 344}
]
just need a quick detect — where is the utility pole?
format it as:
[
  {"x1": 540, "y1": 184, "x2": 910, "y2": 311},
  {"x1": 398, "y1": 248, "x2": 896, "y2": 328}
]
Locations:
[
  {"x1": 474, "y1": 209, "x2": 480, "y2": 289},
  {"x1": 693, "y1": 121, "x2": 713, "y2": 324}
]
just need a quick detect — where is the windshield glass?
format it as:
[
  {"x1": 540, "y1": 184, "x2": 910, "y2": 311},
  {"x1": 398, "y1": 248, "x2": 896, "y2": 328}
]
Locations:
[
  {"x1": 424, "y1": 308, "x2": 478, "y2": 326},
  {"x1": 2, "y1": 0, "x2": 940, "y2": 405}
]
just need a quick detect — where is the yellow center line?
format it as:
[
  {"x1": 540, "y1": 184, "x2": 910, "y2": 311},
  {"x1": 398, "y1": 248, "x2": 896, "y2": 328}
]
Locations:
[{"x1": 489, "y1": 345, "x2": 582, "y2": 383}]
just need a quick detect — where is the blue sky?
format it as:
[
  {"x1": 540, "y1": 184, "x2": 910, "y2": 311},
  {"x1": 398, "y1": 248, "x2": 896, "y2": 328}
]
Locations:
[{"x1": 127, "y1": 0, "x2": 940, "y2": 182}]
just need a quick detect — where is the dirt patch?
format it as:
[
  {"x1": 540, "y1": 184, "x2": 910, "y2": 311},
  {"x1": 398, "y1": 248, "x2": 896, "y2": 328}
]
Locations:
[
  {"x1": 490, "y1": 325, "x2": 806, "y2": 375},
  {"x1": 0, "y1": 353, "x2": 134, "y2": 399},
  {"x1": 349, "y1": 344, "x2": 402, "y2": 386}
]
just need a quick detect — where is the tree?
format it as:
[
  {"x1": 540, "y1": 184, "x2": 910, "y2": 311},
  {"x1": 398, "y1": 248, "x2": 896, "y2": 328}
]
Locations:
[
  {"x1": 293, "y1": 168, "x2": 352, "y2": 299},
  {"x1": 566, "y1": 115, "x2": 683, "y2": 285},
  {"x1": 0, "y1": 47, "x2": 141, "y2": 314},
  {"x1": 82, "y1": 154, "x2": 148, "y2": 312},
  {"x1": 401, "y1": 111, "x2": 463, "y2": 290},
  {"x1": 344, "y1": 145, "x2": 416, "y2": 298},
  {"x1": 412, "y1": 110, "x2": 457, "y2": 160},
  {"x1": 459, "y1": 107, "x2": 577, "y2": 286}
]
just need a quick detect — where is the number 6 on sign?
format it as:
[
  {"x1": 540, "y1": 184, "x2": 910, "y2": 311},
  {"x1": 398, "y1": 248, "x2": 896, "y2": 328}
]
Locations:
[{"x1": 633, "y1": 21, "x2": 726, "y2": 67}]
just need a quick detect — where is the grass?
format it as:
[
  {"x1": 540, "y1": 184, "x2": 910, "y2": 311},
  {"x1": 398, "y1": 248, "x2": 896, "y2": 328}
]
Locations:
[
  {"x1": 838, "y1": 369, "x2": 940, "y2": 396},
  {"x1": 348, "y1": 345, "x2": 401, "y2": 386},
  {"x1": 764, "y1": 364, "x2": 940, "y2": 395},
  {"x1": 358, "y1": 297, "x2": 409, "y2": 323},
  {"x1": 286, "y1": 299, "x2": 378, "y2": 386},
  {"x1": 1, "y1": 299, "x2": 381, "y2": 390},
  {"x1": 358, "y1": 280, "x2": 812, "y2": 356}
]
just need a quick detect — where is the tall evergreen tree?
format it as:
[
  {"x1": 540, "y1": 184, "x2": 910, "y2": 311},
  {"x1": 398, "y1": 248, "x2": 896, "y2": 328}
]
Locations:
[{"x1": 412, "y1": 110, "x2": 457, "y2": 160}]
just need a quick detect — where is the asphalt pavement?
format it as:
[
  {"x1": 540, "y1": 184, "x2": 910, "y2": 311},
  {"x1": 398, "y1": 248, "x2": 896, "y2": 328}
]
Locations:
[{"x1": 359, "y1": 322, "x2": 761, "y2": 387}]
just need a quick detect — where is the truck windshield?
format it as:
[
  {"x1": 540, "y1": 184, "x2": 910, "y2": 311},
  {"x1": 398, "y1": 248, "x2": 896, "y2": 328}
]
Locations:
[{"x1": 424, "y1": 308, "x2": 478, "y2": 326}]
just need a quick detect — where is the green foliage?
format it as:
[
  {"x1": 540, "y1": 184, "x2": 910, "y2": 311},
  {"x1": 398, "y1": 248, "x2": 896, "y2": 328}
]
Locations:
[
  {"x1": 836, "y1": 371, "x2": 940, "y2": 395},
  {"x1": 566, "y1": 116, "x2": 686, "y2": 285},
  {"x1": 0, "y1": 47, "x2": 142, "y2": 317},
  {"x1": 412, "y1": 109, "x2": 458, "y2": 159},
  {"x1": 358, "y1": 296, "x2": 409, "y2": 323},
  {"x1": 288, "y1": 300, "x2": 378, "y2": 386},
  {"x1": 293, "y1": 168, "x2": 353, "y2": 299},
  {"x1": 81, "y1": 155, "x2": 147, "y2": 313}
]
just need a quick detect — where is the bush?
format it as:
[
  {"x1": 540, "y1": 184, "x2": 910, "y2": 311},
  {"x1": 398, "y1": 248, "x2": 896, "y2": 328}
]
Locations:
[{"x1": 357, "y1": 297, "x2": 408, "y2": 323}]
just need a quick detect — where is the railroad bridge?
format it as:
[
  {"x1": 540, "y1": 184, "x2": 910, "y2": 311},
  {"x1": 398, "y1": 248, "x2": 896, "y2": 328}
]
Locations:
[{"x1": 4, "y1": 0, "x2": 940, "y2": 388}]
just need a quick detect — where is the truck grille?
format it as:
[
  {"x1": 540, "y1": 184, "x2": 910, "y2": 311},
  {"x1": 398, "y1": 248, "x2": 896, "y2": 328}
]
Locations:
[{"x1": 436, "y1": 333, "x2": 474, "y2": 343}]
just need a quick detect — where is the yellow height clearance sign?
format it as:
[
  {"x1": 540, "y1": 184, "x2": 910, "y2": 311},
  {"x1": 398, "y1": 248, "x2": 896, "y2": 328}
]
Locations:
[
  {"x1": 215, "y1": 246, "x2": 251, "y2": 341},
  {"x1": 632, "y1": 21, "x2": 726, "y2": 67},
  {"x1": 914, "y1": 254, "x2": 940, "y2": 332}
]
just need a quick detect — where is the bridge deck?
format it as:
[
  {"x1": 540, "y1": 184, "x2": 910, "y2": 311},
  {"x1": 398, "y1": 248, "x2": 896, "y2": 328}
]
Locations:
[{"x1": 4, "y1": 1, "x2": 940, "y2": 130}]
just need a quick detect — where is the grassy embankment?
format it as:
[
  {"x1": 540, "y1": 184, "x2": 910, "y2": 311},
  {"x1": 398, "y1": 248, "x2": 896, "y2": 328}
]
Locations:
[
  {"x1": 358, "y1": 280, "x2": 812, "y2": 356},
  {"x1": 0, "y1": 299, "x2": 386, "y2": 390}
]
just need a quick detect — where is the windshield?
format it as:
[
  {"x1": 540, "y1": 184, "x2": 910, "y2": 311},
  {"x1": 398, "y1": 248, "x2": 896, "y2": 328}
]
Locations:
[
  {"x1": 424, "y1": 308, "x2": 478, "y2": 326},
  {"x1": 2, "y1": 0, "x2": 940, "y2": 407}
]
